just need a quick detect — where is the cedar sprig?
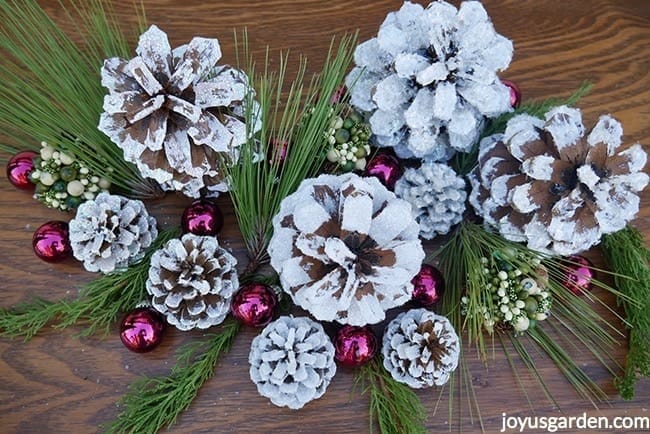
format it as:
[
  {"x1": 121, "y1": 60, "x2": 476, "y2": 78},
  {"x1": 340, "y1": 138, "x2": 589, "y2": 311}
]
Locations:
[
  {"x1": 106, "y1": 320, "x2": 240, "y2": 434},
  {"x1": 0, "y1": 227, "x2": 179, "y2": 340},
  {"x1": 354, "y1": 357, "x2": 427, "y2": 434},
  {"x1": 224, "y1": 31, "x2": 357, "y2": 272},
  {"x1": 0, "y1": 0, "x2": 161, "y2": 198},
  {"x1": 602, "y1": 226, "x2": 650, "y2": 399}
]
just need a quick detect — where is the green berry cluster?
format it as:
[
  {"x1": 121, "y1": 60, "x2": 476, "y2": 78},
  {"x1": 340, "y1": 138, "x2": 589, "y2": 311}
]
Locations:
[
  {"x1": 462, "y1": 253, "x2": 552, "y2": 334},
  {"x1": 28, "y1": 142, "x2": 111, "y2": 211},
  {"x1": 325, "y1": 107, "x2": 371, "y2": 172}
]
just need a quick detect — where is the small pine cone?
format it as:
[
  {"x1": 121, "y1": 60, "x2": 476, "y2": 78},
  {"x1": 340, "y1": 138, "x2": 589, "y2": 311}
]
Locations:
[
  {"x1": 395, "y1": 162, "x2": 467, "y2": 239},
  {"x1": 268, "y1": 173, "x2": 425, "y2": 326},
  {"x1": 382, "y1": 308, "x2": 460, "y2": 388},
  {"x1": 469, "y1": 105, "x2": 649, "y2": 255},
  {"x1": 69, "y1": 192, "x2": 157, "y2": 273},
  {"x1": 99, "y1": 25, "x2": 260, "y2": 198},
  {"x1": 146, "y1": 234, "x2": 238, "y2": 331},
  {"x1": 249, "y1": 316, "x2": 336, "y2": 409}
]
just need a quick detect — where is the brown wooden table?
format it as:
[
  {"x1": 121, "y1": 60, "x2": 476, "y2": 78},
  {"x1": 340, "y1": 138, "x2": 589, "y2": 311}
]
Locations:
[{"x1": 1, "y1": 1, "x2": 649, "y2": 433}]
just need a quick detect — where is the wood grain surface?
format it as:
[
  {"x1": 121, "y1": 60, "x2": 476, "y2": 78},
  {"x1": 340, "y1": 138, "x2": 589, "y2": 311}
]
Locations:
[{"x1": 1, "y1": 1, "x2": 649, "y2": 433}]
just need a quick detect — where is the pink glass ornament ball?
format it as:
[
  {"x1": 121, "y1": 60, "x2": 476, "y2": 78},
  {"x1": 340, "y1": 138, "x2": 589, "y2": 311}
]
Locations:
[
  {"x1": 181, "y1": 199, "x2": 224, "y2": 236},
  {"x1": 7, "y1": 150, "x2": 37, "y2": 190},
  {"x1": 363, "y1": 153, "x2": 402, "y2": 191},
  {"x1": 32, "y1": 220, "x2": 72, "y2": 263},
  {"x1": 563, "y1": 255, "x2": 595, "y2": 295},
  {"x1": 334, "y1": 325, "x2": 377, "y2": 367},
  {"x1": 120, "y1": 307, "x2": 166, "y2": 353},
  {"x1": 411, "y1": 264, "x2": 445, "y2": 306},
  {"x1": 502, "y1": 79, "x2": 522, "y2": 108},
  {"x1": 231, "y1": 282, "x2": 278, "y2": 327}
]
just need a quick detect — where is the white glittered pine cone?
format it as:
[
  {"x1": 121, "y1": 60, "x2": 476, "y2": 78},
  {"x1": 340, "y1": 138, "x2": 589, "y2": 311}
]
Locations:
[
  {"x1": 146, "y1": 234, "x2": 239, "y2": 331},
  {"x1": 249, "y1": 316, "x2": 336, "y2": 409},
  {"x1": 69, "y1": 192, "x2": 158, "y2": 273},
  {"x1": 345, "y1": 0, "x2": 512, "y2": 161},
  {"x1": 382, "y1": 308, "x2": 460, "y2": 388},
  {"x1": 99, "y1": 25, "x2": 261, "y2": 198},
  {"x1": 469, "y1": 105, "x2": 649, "y2": 255},
  {"x1": 395, "y1": 162, "x2": 467, "y2": 239},
  {"x1": 268, "y1": 173, "x2": 425, "y2": 326}
]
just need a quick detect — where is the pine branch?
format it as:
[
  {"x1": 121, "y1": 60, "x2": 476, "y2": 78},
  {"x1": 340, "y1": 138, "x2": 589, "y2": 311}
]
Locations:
[
  {"x1": 602, "y1": 226, "x2": 650, "y2": 399},
  {"x1": 452, "y1": 81, "x2": 592, "y2": 175},
  {"x1": 354, "y1": 358, "x2": 427, "y2": 434},
  {"x1": 0, "y1": 227, "x2": 179, "y2": 340},
  {"x1": 106, "y1": 320, "x2": 241, "y2": 434}
]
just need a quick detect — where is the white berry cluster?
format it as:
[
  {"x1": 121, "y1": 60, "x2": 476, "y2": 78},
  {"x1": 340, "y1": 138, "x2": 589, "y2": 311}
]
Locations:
[
  {"x1": 29, "y1": 142, "x2": 111, "y2": 211},
  {"x1": 462, "y1": 254, "x2": 552, "y2": 333},
  {"x1": 324, "y1": 108, "x2": 371, "y2": 172}
]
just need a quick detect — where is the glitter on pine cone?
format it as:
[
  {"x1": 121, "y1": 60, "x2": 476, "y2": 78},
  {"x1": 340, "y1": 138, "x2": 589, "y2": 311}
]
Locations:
[
  {"x1": 181, "y1": 199, "x2": 224, "y2": 236},
  {"x1": 411, "y1": 264, "x2": 445, "y2": 306},
  {"x1": 32, "y1": 221, "x2": 72, "y2": 263},
  {"x1": 119, "y1": 307, "x2": 166, "y2": 353},
  {"x1": 6, "y1": 151, "x2": 37, "y2": 190},
  {"x1": 562, "y1": 255, "x2": 595, "y2": 295},
  {"x1": 231, "y1": 282, "x2": 278, "y2": 327},
  {"x1": 363, "y1": 153, "x2": 402, "y2": 191},
  {"x1": 334, "y1": 325, "x2": 377, "y2": 367}
]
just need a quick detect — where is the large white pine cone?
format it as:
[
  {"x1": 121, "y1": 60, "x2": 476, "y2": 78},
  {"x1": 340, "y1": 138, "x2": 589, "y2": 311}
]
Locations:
[
  {"x1": 395, "y1": 162, "x2": 467, "y2": 239},
  {"x1": 345, "y1": 0, "x2": 512, "y2": 161},
  {"x1": 99, "y1": 25, "x2": 260, "y2": 198},
  {"x1": 382, "y1": 308, "x2": 460, "y2": 388},
  {"x1": 69, "y1": 192, "x2": 157, "y2": 273},
  {"x1": 268, "y1": 173, "x2": 425, "y2": 326},
  {"x1": 469, "y1": 105, "x2": 649, "y2": 255},
  {"x1": 249, "y1": 316, "x2": 336, "y2": 409},
  {"x1": 146, "y1": 234, "x2": 238, "y2": 330}
]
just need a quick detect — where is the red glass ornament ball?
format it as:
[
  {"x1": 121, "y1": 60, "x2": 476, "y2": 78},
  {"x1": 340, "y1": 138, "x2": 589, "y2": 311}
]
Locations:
[
  {"x1": 32, "y1": 221, "x2": 72, "y2": 263},
  {"x1": 181, "y1": 199, "x2": 224, "y2": 236},
  {"x1": 411, "y1": 264, "x2": 445, "y2": 306},
  {"x1": 334, "y1": 325, "x2": 378, "y2": 367},
  {"x1": 120, "y1": 307, "x2": 166, "y2": 353},
  {"x1": 563, "y1": 255, "x2": 595, "y2": 295},
  {"x1": 231, "y1": 282, "x2": 278, "y2": 327},
  {"x1": 7, "y1": 150, "x2": 37, "y2": 190},
  {"x1": 502, "y1": 79, "x2": 522, "y2": 108},
  {"x1": 363, "y1": 153, "x2": 403, "y2": 191},
  {"x1": 268, "y1": 138, "x2": 289, "y2": 165}
]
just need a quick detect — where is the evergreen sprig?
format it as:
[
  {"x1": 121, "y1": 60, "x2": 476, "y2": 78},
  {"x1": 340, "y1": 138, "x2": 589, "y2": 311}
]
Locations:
[
  {"x1": 0, "y1": 227, "x2": 179, "y2": 340},
  {"x1": 0, "y1": 0, "x2": 161, "y2": 198},
  {"x1": 224, "y1": 32, "x2": 357, "y2": 272},
  {"x1": 354, "y1": 357, "x2": 427, "y2": 434},
  {"x1": 602, "y1": 226, "x2": 650, "y2": 399},
  {"x1": 106, "y1": 320, "x2": 241, "y2": 434}
]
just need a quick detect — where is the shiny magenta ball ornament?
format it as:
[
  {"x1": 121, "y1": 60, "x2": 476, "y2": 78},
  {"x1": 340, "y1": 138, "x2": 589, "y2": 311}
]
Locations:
[
  {"x1": 32, "y1": 221, "x2": 72, "y2": 263},
  {"x1": 268, "y1": 138, "x2": 289, "y2": 165},
  {"x1": 563, "y1": 255, "x2": 595, "y2": 295},
  {"x1": 120, "y1": 307, "x2": 166, "y2": 353},
  {"x1": 363, "y1": 153, "x2": 402, "y2": 191},
  {"x1": 502, "y1": 79, "x2": 522, "y2": 108},
  {"x1": 7, "y1": 150, "x2": 37, "y2": 190},
  {"x1": 411, "y1": 264, "x2": 445, "y2": 306},
  {"x1": 181, "y1": 199, "x2": 224, "y2": 236},
  {"x1": 334, "y1": 325, "x2": 377, "y2": 367},
  {"x1": 231, "y1": 282, "x2": 278, "y2": 327}
]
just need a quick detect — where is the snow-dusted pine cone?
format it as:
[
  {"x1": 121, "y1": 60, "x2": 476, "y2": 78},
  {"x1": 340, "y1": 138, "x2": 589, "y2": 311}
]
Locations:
[
  {"x1": 345, "y1": 0, "x2": 512, "y2": 161},
  {"x1": 249, "y1": 316, "x2": 336, "y2": 409},
  {"x1": 395, "y1": 162, "x2": 467, "y2": 239},
  {"x1": 268, "y1": 173, "x2": 425, "y2": 326},
  {"x1": 146, "y1": 234, "x2": 238, "y2": 330},
  {"x1": 69, "y1": 192, "x2": 157, "y2": 273},
  {"x1": 382, "y1": 308, "x2": 460, "y2": 388},
  {"x1": 99, "y1": 25, "x2": 260, "y2": 198},
  {"x1": 469, "y1": 105, "x2": 649, "y2": 255}
]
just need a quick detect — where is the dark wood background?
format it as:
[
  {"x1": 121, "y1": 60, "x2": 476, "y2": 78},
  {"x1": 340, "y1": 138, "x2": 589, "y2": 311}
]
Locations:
[{"x1": 1, "y1": 1, "x2": 648, "y2": 433}]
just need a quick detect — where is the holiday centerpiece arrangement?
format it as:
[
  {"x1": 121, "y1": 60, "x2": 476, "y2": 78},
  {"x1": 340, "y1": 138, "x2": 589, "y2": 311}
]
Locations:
[{"x1": 1, "y1": 1, "x2": 648, "y2": 433}]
